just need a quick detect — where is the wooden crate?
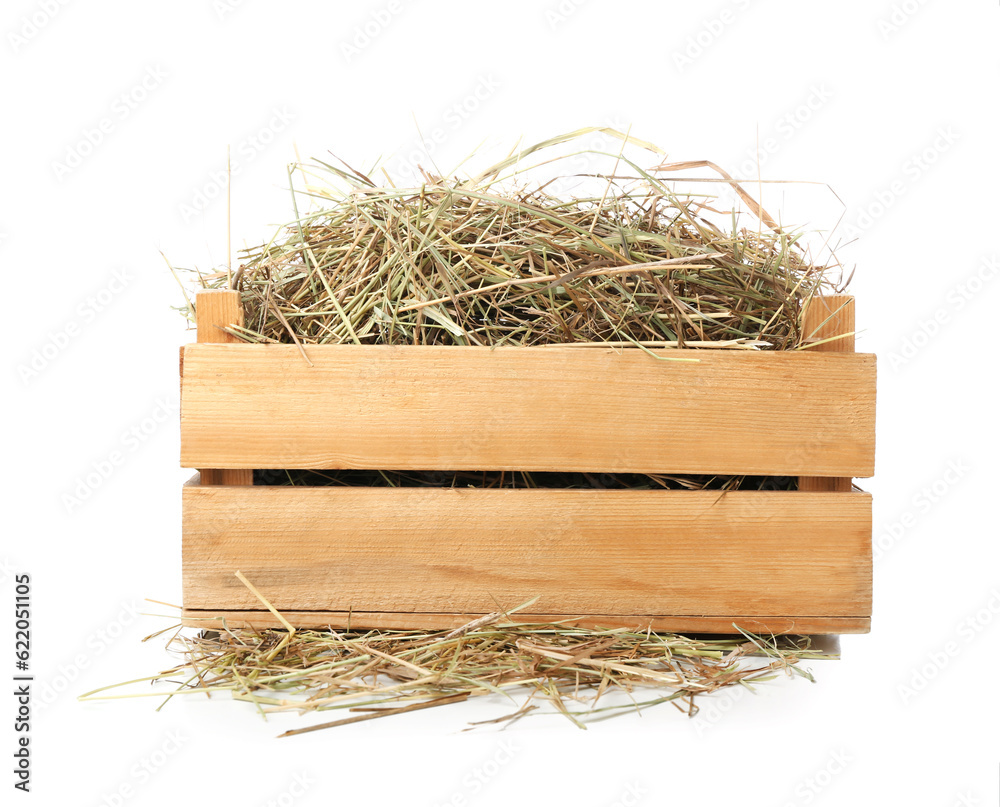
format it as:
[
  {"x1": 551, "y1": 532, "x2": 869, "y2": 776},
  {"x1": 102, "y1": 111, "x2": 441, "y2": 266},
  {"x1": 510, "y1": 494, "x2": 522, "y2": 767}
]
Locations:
[{"x1": 180, "y1": 290, "x2": 876, "y2": 635}]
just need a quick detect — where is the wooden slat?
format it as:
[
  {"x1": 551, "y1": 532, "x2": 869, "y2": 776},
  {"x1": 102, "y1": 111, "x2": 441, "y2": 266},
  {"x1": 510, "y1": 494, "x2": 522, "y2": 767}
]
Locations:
[
  {"x1": 180, "y1": 344, "x2": 876, "y2": 476},
  {"x1": 181, "y1": 609, "x2": 870, "y2": 635},
  {"x1": 799, "y1": 295, "x2": 860, "y2": 492},
  {"x1": 194, "y1": 290, "x2": 253, "y2": 487},
  {"x1": 183, "y1": 487, "x2": 872, "y2": 626}
]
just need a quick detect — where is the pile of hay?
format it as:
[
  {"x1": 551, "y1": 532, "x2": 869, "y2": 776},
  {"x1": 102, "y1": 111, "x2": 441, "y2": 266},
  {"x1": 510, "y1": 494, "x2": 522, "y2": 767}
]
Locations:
[
  {"x1": 182, "y1": 128, "x2": 842, "y2": 352},
  {"x1": 84, "y1": 604, "x2": 832, "y2": 734}
]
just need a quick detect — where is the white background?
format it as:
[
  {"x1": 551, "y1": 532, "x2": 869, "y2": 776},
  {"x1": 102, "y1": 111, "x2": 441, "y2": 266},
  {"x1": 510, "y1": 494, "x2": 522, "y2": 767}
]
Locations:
[{"x1": 3, "y1": 1, "x2": 999, "y2": 804}]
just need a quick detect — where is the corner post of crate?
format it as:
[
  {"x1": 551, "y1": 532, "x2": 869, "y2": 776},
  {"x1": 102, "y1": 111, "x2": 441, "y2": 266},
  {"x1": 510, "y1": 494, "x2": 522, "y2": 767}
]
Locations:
[
  {"x1": 799, "y1": 294, "x2": 855, "y2": 493},
  {"x1": 193, "y1": 289, "x2": 253, "y2": 487}
]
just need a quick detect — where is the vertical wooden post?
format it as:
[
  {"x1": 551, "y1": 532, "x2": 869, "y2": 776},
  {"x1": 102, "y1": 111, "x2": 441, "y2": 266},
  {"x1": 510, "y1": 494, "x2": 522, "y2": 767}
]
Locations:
[
  {"x1": 799, "y1": 294, "x2": 855, "y2": 493},
  {"x1": 195, "y1": 290, "x2": 254, "y2": 487}
]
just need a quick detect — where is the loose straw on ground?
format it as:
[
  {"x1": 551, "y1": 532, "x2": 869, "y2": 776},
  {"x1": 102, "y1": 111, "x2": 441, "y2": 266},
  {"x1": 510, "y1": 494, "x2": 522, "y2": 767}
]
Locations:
[{"x1": 81, "y1": 589, "x2": 834, "y2": 734}]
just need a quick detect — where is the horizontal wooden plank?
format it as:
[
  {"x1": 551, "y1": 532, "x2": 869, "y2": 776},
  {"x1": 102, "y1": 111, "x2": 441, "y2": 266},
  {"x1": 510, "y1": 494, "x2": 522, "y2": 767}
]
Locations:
[
  {"x1": 180, "y1": 344, "x2": 876, "y2": 476},
  {"x1": 181, "y1": 609, "x2": 870, "y2": 635},
  {"x1": 183, "y1": 487, "x2": 872, "y2": 629}
]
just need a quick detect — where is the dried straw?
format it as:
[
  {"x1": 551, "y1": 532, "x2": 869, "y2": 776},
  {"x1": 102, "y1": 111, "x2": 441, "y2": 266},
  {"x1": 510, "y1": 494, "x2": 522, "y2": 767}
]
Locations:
[
  {"x1": 181, "y1": 128, "x2": 841, "y2": 351},
  {"x1": 254, "y1": 469, "x2": 797, "y2": 491},
  {"x1": 82, "y1": 603, "x2": 833, "y2": 734}
]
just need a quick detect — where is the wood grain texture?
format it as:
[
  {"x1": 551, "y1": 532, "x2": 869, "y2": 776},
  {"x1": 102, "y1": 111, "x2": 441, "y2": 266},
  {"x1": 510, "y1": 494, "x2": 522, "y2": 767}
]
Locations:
[
  {"x1": 183, "y1": 487, "x2": 872, "y2": 625},
  {"x1": 196, "y1": 289, "x2": 244, "y2": 344},
  {"x1": 194, "y1": 290, "x2": 253, "y2": 487},
  {"x1": 799, "y1": 295, "x2": 861, "y2": 492},
  {"x1": 180, "y1": 344, "x2": 876, "y2": 476},
  {"x1": 181, "y1": 609, "x2": 870, "y2": 635}
]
